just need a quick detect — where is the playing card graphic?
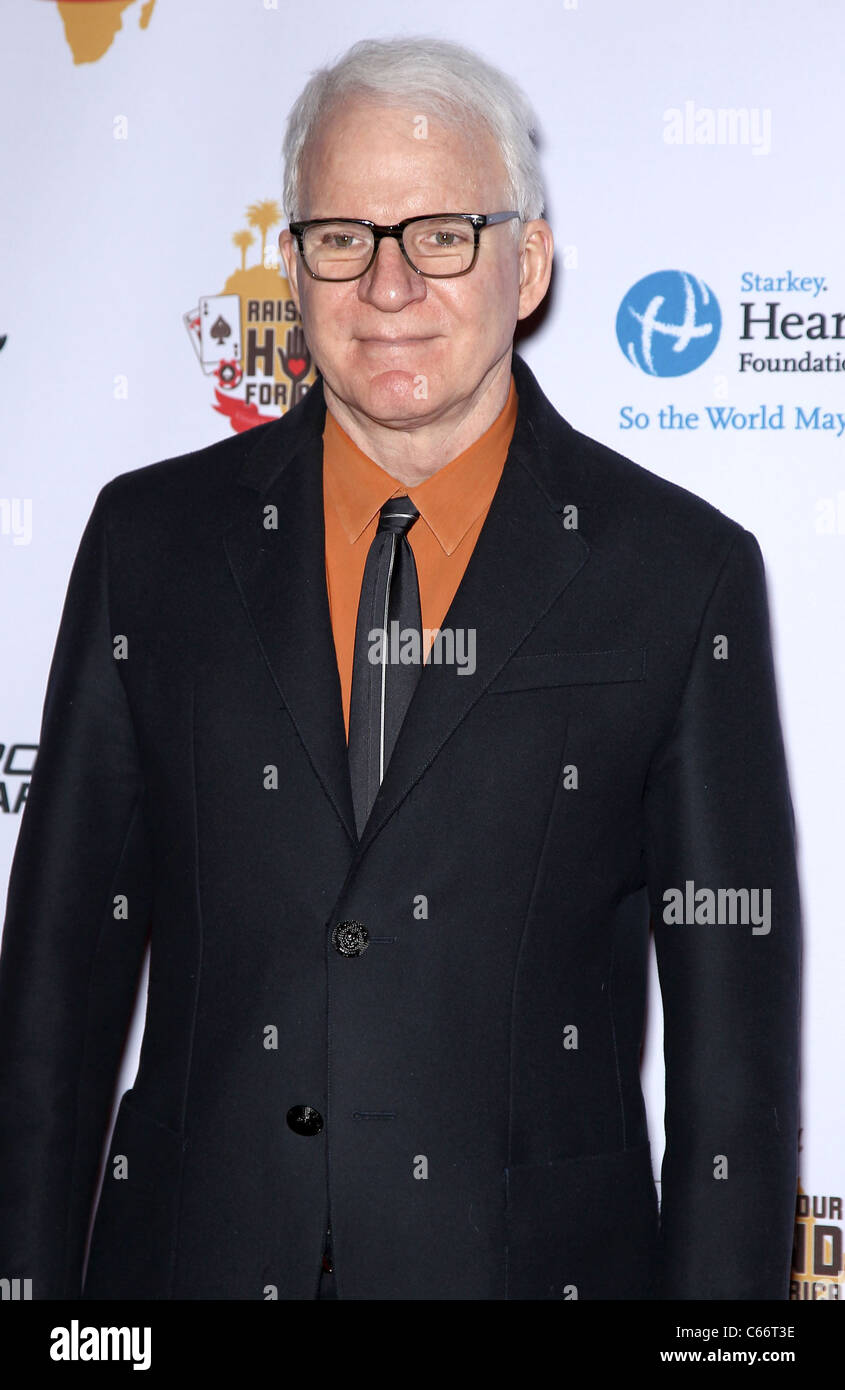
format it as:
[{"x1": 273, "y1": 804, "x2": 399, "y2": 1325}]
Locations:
[
  {"x1": 199, "y1": 294, "x2": 241, "y2": 371},
  {"x1": 182, "y1": 309, "x2": 203, "y2": 363}
]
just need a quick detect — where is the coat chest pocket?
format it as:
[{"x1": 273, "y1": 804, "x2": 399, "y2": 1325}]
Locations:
[{"x1": 488, "y1": 647, "x2": 646, "y2": 693}]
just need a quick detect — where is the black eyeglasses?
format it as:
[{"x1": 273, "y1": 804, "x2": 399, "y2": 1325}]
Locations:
[{"x1": 288, "y1": 211, "x2": 521, "y2": 281}]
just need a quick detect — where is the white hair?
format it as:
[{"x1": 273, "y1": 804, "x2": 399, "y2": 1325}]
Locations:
[{"x1": 281, "y1": 35, "x2": 546, "y2": 239}]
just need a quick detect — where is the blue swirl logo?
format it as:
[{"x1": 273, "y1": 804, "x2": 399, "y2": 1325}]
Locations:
[{"x1": 616, "y1": 270, "x2": 721, "y2": 376}]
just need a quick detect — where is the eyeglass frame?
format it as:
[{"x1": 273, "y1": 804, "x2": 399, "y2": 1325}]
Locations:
[{"x1": 287, "y1": 211, "x2": 522, "y2": 281}]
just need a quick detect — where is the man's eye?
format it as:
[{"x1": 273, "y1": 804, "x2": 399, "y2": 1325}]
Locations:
[
  {"x1": 420, "y1": 228, "x2": 471, "y2": 248},
  {"x1": 322, "y1": 232, "x2": 362, "y2": 249}
]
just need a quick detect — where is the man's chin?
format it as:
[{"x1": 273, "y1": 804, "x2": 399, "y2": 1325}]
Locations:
[{"x1": 347, "y1": 371, "x2": 441, "y2": 425}]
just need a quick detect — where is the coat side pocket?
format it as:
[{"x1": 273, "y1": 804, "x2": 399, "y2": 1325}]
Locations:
[
  {"x1": 82, "y1": 1089, "x2": 186, "y2": 1300},
  {"x1": 504, "y1": 1141, "x2": 658, "y2": 1299}
]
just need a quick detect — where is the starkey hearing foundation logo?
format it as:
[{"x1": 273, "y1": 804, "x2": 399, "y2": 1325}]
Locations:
[
  {"x1": 616, "y1": 270, "x2": 722, "y2": 377},
  {"x1": 183, "y1": 198, "x2": 318, "y2": 434},
  {"x1": 44, "y1": 0, "x2": 157, "y2": 66}
]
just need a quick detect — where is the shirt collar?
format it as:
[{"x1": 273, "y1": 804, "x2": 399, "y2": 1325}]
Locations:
[{"x1": 323, "y1": 373, "x2": 518, "y2": 556}]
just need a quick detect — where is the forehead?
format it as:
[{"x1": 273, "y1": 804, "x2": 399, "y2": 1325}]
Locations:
[{"x1": 301, "y1": 98, "x2": 508, "y2": 220}]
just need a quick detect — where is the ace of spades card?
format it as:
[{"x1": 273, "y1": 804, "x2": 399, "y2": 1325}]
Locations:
[{"x1": 198, "y1": 294, "x2": 241, "y2": 374}]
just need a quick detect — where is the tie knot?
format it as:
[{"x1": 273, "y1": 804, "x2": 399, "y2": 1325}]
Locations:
[{"x1": 378, "y1": 495, "x2": 419, "y2": 537}]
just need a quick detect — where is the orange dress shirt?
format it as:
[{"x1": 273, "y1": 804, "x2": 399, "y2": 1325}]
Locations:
[{"x1": 323, "y1": 374, "x2": 519, "y2": 739}]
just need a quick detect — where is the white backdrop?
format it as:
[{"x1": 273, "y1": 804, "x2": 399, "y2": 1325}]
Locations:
[{"x1": 1, "y1": 0, "x2": 842, "y2": 1298}]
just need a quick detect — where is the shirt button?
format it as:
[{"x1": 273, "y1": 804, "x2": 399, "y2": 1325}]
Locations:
[
  {"x1": 286, "y1": 1104, "x2": 324, "y2": 1136},
  {"x1": 332, "y1": 920, "x2": 370, "y2": 956}
]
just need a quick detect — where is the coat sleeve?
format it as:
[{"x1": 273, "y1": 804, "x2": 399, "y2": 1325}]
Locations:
[
  {"x1": 0, "y1": 484, "x2": 153, "y2": 1299},
  {"x1": 642, "y1": 525, "x2": 801, "y2": 1300}
]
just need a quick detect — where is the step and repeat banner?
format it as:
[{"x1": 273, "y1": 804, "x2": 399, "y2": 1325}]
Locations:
[{"x1": 0, "y1": 0, "x2": 842, "y2": 1304}]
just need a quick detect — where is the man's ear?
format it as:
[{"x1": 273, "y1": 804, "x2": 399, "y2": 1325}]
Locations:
[
  {"x1": 279, "y1": 229, "x2": 302, "y2": 315},
  {"x1": 516, "y1": 218, "x2": 554, "y2": 322}
]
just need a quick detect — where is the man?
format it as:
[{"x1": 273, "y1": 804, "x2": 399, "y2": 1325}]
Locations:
[{"x1": 0, "y1": 36, "x2": 800, "y2": 1300}]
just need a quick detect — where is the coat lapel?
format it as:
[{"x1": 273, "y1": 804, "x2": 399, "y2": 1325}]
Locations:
[
  {"x1": 222, "y1": 353, "x2": 590, "y2": 856},
  {"x1": 223, "y1": 384, "x2": 358, "y2": 844}
]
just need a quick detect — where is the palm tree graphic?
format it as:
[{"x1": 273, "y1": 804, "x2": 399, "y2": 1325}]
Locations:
[
  {"x1": 232, "y1": 229, "x2": 255, "y2": 272},
  {"x1": 246, "y1": 199, "x2": 283, "y2": 268}
]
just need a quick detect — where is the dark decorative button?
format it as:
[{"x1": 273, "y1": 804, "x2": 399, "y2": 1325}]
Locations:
[
  {"x1": 321, "y1": 1249, "x2": 333, "y2": 1273},
  {"x1": 286, "y1": 1104, "x2": 323, "y2": 1136},
  {"x1": 332, "y1": 920, "x2": 370, "y2": 956}
]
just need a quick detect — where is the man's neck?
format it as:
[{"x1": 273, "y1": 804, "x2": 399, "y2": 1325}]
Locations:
[{"x1": 322, "y1": 352, "x2": 513, "y2": 487}]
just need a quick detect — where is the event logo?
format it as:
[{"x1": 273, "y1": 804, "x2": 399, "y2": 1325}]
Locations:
[
  {"x1": 183, "y1": 198, "x2": 317, "y2": 434},
  {"x1": 43, "y1": 0, "x2": 157, "y2": 66},
  {"x1": 616, "y1": 270, "x2": 721, "y2": 377},
  {"x1": 0, "y1": 743, "x2": 36, "y2": 816},
  {"x1": 791, "y1": 1182, "x2": 843, "y2": 1300}
]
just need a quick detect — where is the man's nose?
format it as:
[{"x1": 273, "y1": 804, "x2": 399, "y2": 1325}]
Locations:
[{"x1": 357, "y1": 234, "x2": 426, "y2": 308}]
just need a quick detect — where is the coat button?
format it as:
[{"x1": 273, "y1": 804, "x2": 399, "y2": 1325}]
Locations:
[
  {"x1": 332, "y1": 920, "x2": 370, "y2": 956},
  {"x1": 286, "y1": 1104, "x2": 323, "y2": 1136}
]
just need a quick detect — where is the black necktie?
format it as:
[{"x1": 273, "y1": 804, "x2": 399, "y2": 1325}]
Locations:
[{"x1": 347, "y1": 495, "x2": 422, "y2": 838}]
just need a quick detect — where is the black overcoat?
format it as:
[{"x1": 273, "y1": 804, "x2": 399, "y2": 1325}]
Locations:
[{"x1": 0, "y1": 351, "x2": 801, "y2": 1299}]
